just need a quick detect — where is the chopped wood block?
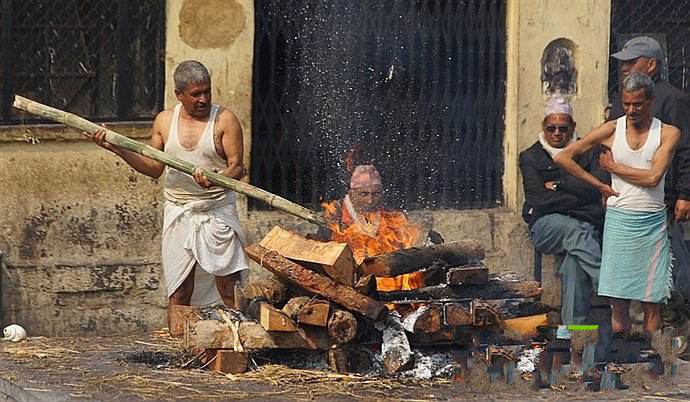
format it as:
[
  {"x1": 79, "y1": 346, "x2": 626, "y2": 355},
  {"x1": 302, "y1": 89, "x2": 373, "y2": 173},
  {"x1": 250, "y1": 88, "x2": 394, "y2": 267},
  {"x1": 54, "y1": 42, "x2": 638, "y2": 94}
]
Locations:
[
  {"x1": 402, "y1": 305, "x2": 442, "y2": 333},
  {"x1": 471, "y1": 300, "x2": 501, "y2": 326},
  {"x1": 444, "y1": 303, "x2": 473, "y2": 326},
  {"x1": 169, "y1": 305, "x2": 201, "y2": 337},
  {"x1": 241, "y1": 277, "x2": 287, "y2": 305},
  {"x1": 361, "y1": 240, "x2": 485, "y2": 277},
  {"x1": 260, "y1": 226, "x2": 357, "y2": 286},
  {"x1": 211, "y1": 350, "x2": 249, "y2": 374},
  {"x1": 408, "y1": 326, "x2": 474, "y2": 346},
  {"x1": 245, "y1": 244, "x2": 389, "y2": 321},
  {"x1": 446, "y1": 265, "x2": 489, "y2": 285},
  {"x1": 354, "y1": 274, "x2": 377, "y2": 296},
  {"x1": 328, "y1": 309, "x2": 358, "y2": 344},
  {"x1": 186, "y1": 319, "x2": 331, "y2": 350},
  {"x1": 185, "y1": 320, "x2": 236, "y2": 349},
  {"x1": 298, "y1": 301, "x2": 330, "y2": 327},
  {"x1": 260, "y1": 302, "x2": 299, "y2": 332},
  {"x1": 281, "y1": 296, "x2": 330, "y2": 327}
]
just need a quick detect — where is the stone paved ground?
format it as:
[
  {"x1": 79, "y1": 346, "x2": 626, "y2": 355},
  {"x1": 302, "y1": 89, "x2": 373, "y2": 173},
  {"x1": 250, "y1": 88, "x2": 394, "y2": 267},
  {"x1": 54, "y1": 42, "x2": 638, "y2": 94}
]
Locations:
[{"x1": 1, "y1": 333, "x2": 689, "y2": 401}]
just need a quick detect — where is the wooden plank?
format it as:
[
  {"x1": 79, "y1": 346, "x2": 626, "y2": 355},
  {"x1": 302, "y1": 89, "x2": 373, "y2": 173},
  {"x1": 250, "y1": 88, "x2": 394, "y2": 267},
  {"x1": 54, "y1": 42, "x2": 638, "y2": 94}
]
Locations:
[
  {"x1": 169, "y1": 305, "x2": 201, "y2": 337},
  {"x1": 447, "y1": 265, "x2": 489, "y2": 285},
  {"x1": 260, "y1": 226, "x2": 357, "y2": 286},
  {"x1": 245, "y1": 244, "x2": 389, "y2": 321},
  {"x1": 402, "y1": 305, "x2": 442, "y2": 333},
  {"x1": 361, "y1": 240, "x2": 485, "y2": 277},
  {"x1": 211, "y1": 350, "x2": 249, "y2": 374},
  {"x1": 260, "y1": 302, "x2": 299, "y2": 332},
  {"x1": 298, "y1": 301, "x2": 330, "y2": 327},
  {"x1": 377, "y1": 280, "x2": 543, "y2": 303}
]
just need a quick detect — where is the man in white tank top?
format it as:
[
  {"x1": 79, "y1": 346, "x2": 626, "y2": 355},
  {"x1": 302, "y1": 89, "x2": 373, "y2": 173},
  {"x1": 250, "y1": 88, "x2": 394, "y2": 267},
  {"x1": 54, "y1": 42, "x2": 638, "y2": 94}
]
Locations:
[
  {"x1": 88, "y1": 61, "x2": 249, "y2": 333},
  {"x1": 555, "y1": 72, "x2": 680, "y2": 337}
]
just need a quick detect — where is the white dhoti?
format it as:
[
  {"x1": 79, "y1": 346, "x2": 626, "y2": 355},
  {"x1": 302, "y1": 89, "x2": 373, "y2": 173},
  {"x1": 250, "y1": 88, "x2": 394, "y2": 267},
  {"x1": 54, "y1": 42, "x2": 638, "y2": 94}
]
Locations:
[{"x1": 162, "y1": 197, "x2": 249, "y2": 306}]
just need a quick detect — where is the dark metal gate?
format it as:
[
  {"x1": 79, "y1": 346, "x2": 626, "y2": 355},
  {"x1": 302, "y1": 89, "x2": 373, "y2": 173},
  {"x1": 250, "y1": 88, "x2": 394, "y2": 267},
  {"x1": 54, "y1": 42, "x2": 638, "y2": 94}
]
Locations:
[
  {"x1": 0, "y1": 0, "x2": 165, "y2": 124},
  {"x1": 252, "y1": 0, "x2": 506, "y2": 210},
  {"x1": 609, "y1": 0, "x2": 690, "y2": 98}
]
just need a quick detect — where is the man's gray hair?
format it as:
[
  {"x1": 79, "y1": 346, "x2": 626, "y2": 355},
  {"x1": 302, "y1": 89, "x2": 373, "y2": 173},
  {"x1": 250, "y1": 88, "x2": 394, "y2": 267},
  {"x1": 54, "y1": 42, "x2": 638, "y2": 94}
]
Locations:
[
  {"x1": 622, "y1": 72, "x2": 655, "y2": 99},
  {"x1": 173, "y1": 60, "x2": 211, "y2": 91}
]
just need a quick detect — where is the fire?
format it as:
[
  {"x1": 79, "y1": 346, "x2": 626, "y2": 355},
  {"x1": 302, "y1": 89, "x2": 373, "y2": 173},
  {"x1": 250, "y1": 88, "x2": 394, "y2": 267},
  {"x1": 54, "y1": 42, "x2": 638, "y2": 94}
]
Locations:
[{"x1": 322, "y1": 200, "x2": 423, "y2": 292}]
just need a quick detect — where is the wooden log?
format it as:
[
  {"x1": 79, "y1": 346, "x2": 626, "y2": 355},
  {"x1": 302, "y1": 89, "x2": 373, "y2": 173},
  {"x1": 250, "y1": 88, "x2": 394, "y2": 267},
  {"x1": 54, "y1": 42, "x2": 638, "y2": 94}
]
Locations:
[
  {"x1": 407, "y1": 326, "x2": 474, "y2": 346},
  {"x1": 402, "y1": 305, "x2": 442, "y2": 333},
  {"x1": 260, "y1": 226, "x2": 357, "y2": 286},
  {"x1": 240, "y1": 277, "x2": 287, "y2": 306},
  {"x1": 185, "y1": 320, "x2": 236, "y2": 349},
  {"x1": 444, "y1": 303, "x2": 473, "y2": 326},
  {"x1": 211, "y1": 350, "x2": 249, "y2": 374},
  {"x1": 328, "y1": 309, "x2": 358, "y2": 344},
  {"x1": 419, "y1": 264, "x2": 447, "y2": 287},
  {"x1": 12, "y1": 95, "x2": 327, "y2": 227},
  {"x1": 245, "y1": 244, "x2": 389, "y2": 321},
  {"x1": 377, "y1": 280, "x2": 543, "y2": 303},
  {"x1": 185, "y1": 319, "x2": 330, "y2": 350},
  {"x1": 354, "y1": 274, "x2": 377, "y2": 296},
  {"x1": 361, "y1": 240, "x2": 485, "y2": 277},
  {"x1": 281, "y1": 297, "x2": 330, "y2": 327},
  {"x1": 259, "y1": 302, "x2": 299, "y2": 332},
  {"x1": 447, "y1": 265, "x2": 489, "y2": 285}
]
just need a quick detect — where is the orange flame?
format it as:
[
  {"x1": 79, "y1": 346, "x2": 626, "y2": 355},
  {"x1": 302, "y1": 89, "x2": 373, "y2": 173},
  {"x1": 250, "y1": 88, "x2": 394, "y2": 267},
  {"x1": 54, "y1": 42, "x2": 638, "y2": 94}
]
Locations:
[{"x1": 322, "y1": 200, "x2": 423, "y2": 292}]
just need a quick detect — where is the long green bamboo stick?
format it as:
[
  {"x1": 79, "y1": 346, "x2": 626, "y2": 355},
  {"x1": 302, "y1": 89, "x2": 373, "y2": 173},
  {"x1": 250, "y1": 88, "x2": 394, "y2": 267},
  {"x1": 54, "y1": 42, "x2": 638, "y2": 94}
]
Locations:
[{"x1": 13, "y1": 95, "x2": 328, "y2": 227}]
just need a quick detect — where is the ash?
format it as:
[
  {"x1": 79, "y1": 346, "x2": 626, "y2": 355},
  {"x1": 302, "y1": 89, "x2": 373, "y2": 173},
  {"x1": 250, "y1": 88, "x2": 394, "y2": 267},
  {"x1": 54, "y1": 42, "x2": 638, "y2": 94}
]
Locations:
[{"x1": 402, "y1": 350, "x2": 456, "y2": 379}]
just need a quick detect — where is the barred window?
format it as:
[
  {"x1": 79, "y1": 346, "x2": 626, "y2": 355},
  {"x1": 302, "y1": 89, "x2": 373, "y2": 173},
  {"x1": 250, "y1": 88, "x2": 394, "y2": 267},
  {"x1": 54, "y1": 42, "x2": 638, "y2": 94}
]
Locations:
[
  {"x1": 609, "y1": 0, "x2": 690, "y2": 98},
  {"x1": 252, "y1": 0, "x2": 507, "y2": 210},
  {"x1": 0, "y1": 0, "x2": 166, "y2": 124}
]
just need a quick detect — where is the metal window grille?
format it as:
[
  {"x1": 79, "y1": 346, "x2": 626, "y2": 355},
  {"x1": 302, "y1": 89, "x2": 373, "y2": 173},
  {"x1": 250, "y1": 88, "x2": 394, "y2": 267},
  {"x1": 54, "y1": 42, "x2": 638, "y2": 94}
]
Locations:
[
  {"x1": 0, "y1": 0, "x2": 165, "y2": 124},
  {"x1": 608, "y1": 0, "x2": 690, "y2": 98},
  {"x1": 252, "y1": 0, "x2": 506, "y2": 210}
]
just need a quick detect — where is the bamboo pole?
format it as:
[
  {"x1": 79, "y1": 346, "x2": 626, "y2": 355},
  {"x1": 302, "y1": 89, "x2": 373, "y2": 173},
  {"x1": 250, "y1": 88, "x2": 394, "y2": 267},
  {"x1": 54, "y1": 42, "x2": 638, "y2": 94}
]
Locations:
[{"x1": 13, "y1": 95, "x2": 327, "y2": 227}]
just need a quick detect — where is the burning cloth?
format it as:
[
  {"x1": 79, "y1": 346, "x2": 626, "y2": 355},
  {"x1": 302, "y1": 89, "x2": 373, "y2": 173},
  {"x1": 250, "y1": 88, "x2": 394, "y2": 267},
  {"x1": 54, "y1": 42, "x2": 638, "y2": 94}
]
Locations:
[{"x1": 322, "y1": 196, "x2": 423, "y2": 292}]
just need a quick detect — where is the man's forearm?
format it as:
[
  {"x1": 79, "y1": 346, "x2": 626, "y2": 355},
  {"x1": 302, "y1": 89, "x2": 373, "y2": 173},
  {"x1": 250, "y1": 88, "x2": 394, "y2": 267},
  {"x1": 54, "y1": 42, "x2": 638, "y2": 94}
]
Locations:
[
  {"x1": 114, "y1": 148, "x2": 164, "y2": 179},
  {"x1": 555, "y1": 155, "x2": 607, "y2": 193},
  {"x1": 608, "y1": 163, "x2": 662, "y2": 187}
]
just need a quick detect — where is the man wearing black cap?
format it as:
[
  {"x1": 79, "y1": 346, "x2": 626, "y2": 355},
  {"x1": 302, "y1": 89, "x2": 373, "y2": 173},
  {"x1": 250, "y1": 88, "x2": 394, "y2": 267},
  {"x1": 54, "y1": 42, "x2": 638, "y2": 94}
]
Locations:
[{"x1": 610, "y1": 36, "x2": 690, "y2": 303}]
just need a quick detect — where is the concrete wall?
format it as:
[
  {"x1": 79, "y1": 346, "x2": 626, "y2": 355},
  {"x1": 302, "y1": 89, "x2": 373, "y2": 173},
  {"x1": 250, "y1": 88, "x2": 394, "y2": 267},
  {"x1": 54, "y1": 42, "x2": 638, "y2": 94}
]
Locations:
[{"x1": 0, "y1": 0, "x2": 612, "y2": 335}]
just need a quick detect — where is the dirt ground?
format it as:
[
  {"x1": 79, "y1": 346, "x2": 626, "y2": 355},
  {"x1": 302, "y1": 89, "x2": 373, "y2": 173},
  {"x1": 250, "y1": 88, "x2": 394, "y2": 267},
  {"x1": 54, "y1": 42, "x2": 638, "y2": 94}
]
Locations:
[{"x1": 1, "y1": 333, "x2": 690, "y2": 401}]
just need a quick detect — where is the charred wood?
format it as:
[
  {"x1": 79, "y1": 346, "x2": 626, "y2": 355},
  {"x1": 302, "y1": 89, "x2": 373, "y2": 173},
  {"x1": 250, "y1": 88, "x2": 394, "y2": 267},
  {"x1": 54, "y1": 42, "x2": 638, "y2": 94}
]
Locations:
[
  {"x1": 377, "y1": 281, "x2": 543, "y2": 303},
  {"x1": 361, "y1": 240, "x2": 485, "y2": 277}
]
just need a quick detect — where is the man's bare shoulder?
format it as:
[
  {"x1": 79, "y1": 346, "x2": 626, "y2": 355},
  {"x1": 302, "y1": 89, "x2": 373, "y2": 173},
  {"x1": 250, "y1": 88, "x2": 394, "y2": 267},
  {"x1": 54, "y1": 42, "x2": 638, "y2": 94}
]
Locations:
[
  {"x1": 217, "y1": 107, "x2": 240, "y2": 126},
  {"x1": 661, "y1": 122, "x2": 681, "y2": 139}
]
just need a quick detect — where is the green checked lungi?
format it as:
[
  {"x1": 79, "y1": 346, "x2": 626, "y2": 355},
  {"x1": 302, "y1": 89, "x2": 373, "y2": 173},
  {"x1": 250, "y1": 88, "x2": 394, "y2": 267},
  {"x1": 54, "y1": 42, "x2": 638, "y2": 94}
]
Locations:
[{"x1": 598, "y1": 207, "x2": 672, "y2": 303}]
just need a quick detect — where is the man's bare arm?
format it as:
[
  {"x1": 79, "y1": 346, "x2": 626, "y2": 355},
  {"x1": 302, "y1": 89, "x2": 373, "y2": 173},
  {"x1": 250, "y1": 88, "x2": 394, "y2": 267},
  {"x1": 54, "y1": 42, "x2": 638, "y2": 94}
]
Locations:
[
  {"x1": 599, "y1": 124, "x2": 681, "y2": 187},
  {"x1": 89, "y1": 113, "x2": 167, "y2": 179},
  {"x1": 554, "y1": 121, "x2": 618, "y2": 198}
]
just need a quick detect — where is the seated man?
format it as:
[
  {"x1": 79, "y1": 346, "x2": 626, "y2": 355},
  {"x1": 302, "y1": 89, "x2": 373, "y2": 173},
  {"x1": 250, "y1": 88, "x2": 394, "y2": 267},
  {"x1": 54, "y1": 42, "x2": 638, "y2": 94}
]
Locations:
[
  {"x1": 320, "y1": 164, "x2": 423, "y2": 293},
  {"x1": 520, "y1": 96, "x2": 609, "y2": 325}
]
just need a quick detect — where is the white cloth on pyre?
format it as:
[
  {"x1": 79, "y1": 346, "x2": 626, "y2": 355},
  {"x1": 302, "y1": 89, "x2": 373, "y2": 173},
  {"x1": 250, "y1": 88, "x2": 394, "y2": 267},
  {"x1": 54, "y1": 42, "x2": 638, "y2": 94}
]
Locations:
[{"x1": 162, "y1": 195, "x2": 249, "y2": 306}]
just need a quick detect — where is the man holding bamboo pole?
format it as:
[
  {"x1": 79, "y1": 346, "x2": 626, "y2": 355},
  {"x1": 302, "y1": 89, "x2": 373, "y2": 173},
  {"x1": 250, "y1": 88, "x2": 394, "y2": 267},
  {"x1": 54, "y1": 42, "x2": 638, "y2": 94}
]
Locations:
[{"x1": 87, "y1": 60, "x2": 249, "y2": 331}]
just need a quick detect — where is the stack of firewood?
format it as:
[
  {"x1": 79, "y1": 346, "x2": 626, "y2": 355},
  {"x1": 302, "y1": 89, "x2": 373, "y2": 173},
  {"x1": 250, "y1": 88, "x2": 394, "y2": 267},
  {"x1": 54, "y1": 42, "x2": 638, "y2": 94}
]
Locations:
[{"x1": 180, "y1": 226, "x2": 547, "y2": 375}]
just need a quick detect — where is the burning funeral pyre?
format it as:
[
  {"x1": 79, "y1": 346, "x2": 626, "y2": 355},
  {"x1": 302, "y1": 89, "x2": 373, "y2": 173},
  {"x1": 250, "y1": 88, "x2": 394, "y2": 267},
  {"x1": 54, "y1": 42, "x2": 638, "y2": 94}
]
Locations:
[{"x1": 179, "y1": 224, "x2": 568, "y2": 383}]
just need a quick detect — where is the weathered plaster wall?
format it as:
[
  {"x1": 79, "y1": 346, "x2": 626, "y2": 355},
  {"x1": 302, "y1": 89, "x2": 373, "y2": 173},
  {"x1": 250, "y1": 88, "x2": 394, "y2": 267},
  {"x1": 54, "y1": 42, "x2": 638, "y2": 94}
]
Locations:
[
  {"x1": 503, "y1": 0, "x2": 611, "y2": 210},
  {"x1": 0, "y1": 125, "x2": 168, "y2": 335},
  {"x1": 0, "y1": 0, "x2": 613, "y2": 335}
]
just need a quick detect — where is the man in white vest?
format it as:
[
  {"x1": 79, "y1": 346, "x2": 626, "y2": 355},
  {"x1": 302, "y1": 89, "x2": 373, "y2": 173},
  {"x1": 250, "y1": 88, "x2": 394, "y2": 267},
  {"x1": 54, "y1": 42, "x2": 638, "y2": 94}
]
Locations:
[
  {"x1": 88, "y1": 60, "x2": 250, "y2": 332},
  {"x1": 555, "y1": 72, "x2": 680, "y2": 335}
]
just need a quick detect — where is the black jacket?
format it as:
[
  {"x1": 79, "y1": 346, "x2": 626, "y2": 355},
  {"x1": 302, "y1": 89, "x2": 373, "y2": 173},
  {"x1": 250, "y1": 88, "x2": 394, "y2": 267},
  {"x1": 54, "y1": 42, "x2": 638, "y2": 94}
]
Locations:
[
  {"x1": 610, "y1": 79, "x2": 690, "y2": 204},
  {"x1": 520, "y1": 142, "x2": 610, "y2": 228}
]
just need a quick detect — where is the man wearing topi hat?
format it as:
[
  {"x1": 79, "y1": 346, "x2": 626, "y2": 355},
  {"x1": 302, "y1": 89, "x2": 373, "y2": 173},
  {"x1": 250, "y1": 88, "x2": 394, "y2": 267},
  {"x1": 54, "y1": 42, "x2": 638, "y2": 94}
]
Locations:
[
  {"x1": 609, "y1": 35, "x2": 690, "y2": 303},
  {"x1": 520, "y1": 95, "x2": 609, "y2": 325}
]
